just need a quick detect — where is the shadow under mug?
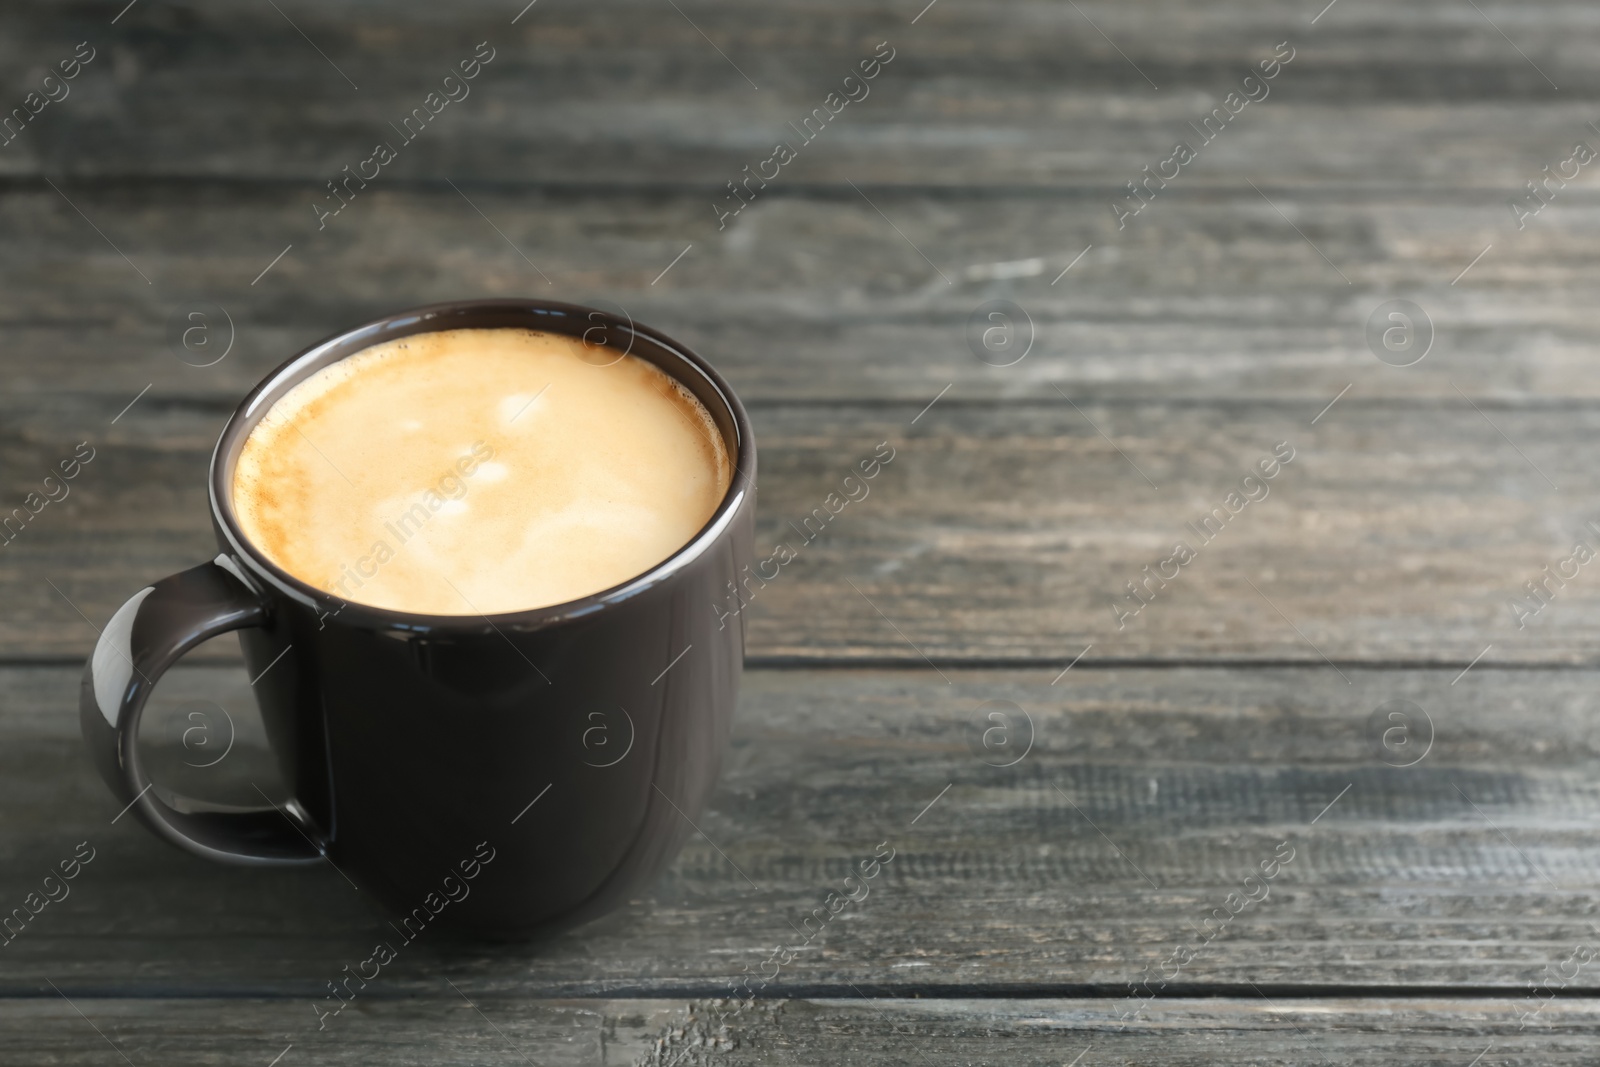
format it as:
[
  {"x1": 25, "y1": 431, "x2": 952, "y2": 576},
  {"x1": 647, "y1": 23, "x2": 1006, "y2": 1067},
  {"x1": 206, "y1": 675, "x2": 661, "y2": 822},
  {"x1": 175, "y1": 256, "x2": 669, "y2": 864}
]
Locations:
[{"x1": 80, "y1": 299, "x2": 756, "y2": 938}]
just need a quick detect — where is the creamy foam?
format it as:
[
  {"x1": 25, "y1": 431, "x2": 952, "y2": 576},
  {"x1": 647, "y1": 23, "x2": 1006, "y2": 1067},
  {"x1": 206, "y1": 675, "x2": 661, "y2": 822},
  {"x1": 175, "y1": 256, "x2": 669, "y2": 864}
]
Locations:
[{"x1": 232, "y1": 327, "x2": 732, "y2": 615}]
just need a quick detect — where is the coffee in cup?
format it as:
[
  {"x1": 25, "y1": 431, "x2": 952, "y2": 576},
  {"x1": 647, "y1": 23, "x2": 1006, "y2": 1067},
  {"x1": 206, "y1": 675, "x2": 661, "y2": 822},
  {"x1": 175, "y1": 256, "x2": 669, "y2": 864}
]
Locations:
[{"x1": 231, "y1": 327, "x2": 732, "y2": 615}]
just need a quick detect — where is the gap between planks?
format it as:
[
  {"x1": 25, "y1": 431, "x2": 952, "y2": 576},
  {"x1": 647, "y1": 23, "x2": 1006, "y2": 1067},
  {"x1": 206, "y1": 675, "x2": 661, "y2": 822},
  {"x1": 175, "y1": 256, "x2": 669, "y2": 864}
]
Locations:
[
  {"x1": 10, "y1": 983, "x2": 1600, "y2": 1003},
  {"x1": 4, "y1": 174, "x2": 1600, "y2": 205},
  {"x1": 9, "y1": 657, "x2": 1598, "y2": 673}
]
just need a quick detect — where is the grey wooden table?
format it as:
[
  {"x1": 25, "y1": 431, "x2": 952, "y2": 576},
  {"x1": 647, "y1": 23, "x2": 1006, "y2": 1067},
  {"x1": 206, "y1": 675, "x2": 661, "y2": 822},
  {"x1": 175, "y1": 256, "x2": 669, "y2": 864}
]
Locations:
[{"x1": 4, "y1": 0, "x2": 1599, "y2": 1062}]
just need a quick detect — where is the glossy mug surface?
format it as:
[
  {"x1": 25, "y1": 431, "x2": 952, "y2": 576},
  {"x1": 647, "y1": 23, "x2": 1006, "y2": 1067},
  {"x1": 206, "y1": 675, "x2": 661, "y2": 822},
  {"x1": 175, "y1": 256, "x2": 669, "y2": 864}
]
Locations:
[{"x1": 79, "y1": 300, "x2": 756, "y2": 937}]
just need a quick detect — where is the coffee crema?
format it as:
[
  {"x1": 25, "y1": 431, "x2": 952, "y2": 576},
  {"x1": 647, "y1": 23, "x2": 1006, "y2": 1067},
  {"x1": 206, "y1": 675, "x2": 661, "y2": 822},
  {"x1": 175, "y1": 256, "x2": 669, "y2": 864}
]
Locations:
[{"x1": 232, "y1": 327, "x2": 732, "y2": 615}]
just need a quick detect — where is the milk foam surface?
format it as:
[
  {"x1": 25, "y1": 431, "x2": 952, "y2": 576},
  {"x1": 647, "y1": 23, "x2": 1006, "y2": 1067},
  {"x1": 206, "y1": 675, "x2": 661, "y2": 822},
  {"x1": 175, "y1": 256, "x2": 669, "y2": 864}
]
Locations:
[{"x1": 232, "y1": 328, "x2": 732, "y2": 615}]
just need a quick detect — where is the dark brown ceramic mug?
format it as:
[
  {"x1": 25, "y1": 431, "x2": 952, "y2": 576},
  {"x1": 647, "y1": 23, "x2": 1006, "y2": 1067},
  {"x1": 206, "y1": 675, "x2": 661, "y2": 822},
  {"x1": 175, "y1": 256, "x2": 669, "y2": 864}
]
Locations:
[{"x1": 79, "y1": 299, "x2": 756, "y2": 937}]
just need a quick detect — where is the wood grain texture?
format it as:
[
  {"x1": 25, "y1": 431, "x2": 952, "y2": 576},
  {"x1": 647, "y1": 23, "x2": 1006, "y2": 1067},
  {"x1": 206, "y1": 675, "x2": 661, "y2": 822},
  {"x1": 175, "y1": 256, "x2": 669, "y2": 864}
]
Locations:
[
  {"x1": 7, "y1": 664, "x2": 1600, "y2": 996},
  {"x1": 3, "y1": 0, "x2": 1598, "y2": 1054},
  {"x1": 0, "y1": 183, "x2": 1594, "y2": 407},
  {"x1": 1, "y1": 996, "x2": 1595, "y2": 1066},
  {"x1": 7, "y1": 396, "x2": 1597, "y2": 663},
  {"x1": 1, "y1": 0, "x2": 1595, "y2": 189}
]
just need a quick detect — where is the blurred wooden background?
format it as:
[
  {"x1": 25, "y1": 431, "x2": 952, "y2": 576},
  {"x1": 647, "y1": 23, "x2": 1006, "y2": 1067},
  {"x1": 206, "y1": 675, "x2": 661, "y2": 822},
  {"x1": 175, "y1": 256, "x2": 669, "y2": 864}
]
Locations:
[{"x1": 3, "y1": 0, "x2": 1600, "y2": 1062}]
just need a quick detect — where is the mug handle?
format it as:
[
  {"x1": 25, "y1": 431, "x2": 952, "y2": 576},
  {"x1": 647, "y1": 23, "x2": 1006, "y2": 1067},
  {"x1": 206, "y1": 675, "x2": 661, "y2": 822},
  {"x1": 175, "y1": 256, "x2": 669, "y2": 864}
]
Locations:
[{"x1": 79, "y1": 558, "x2": 326, "y2": 865}]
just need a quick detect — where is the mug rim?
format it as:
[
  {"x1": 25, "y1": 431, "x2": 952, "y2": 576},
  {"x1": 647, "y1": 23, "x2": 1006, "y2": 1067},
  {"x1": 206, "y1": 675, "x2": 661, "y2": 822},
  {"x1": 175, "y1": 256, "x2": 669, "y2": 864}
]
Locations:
[{"x1": 207, "y1": 298, "x2": 756, "y2": 633}]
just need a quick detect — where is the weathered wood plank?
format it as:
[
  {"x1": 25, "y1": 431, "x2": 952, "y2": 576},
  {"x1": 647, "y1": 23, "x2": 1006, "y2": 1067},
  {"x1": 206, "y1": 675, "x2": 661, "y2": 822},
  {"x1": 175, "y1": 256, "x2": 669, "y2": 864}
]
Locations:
[
  {"x1": 0, "y1": 996, "x2": 1594, "y2": 1066},
  {"x1": 7, "y1": 398, "x2": 1598, "y2": 663},
  {"x1": 2, "y1": 0, "x2": 1597, "y2": 189},
  {"x1": 0, "y1": 183, "x2": 1588, "y2": 409},
  {"x1": 6, "y1": 664, "x2": 1600, "y2": 995}
]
